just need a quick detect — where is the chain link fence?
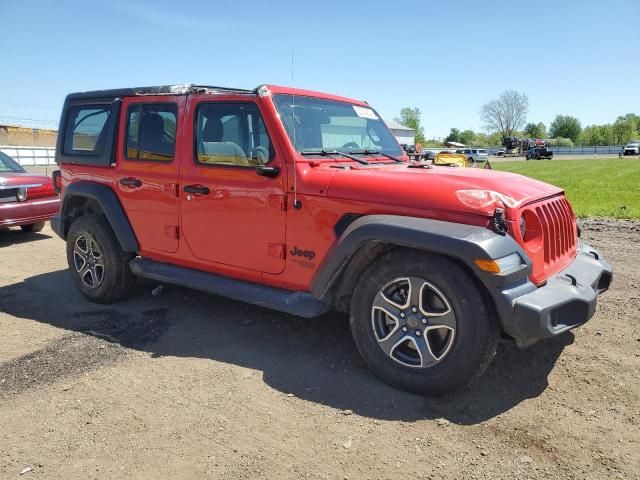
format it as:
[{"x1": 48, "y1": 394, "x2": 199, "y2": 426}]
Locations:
[{"x1": 485, "y1": 145, "x2": 625, "y2": 155}]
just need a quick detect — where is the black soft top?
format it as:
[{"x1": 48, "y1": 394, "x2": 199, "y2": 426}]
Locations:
[{"x1": 66, "y1": 84, "x2": 254, "y2": 100}]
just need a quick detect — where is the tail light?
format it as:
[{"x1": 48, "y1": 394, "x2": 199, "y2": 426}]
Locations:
[
  {"x1": 52, "y1": 170, "x2": 62, "y2": 194},
  {"x1": 25, "y1": 181, "x2": 56, "y2": 200}
]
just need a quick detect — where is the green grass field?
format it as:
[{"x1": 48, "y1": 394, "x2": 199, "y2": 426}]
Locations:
[{"x1": 494, "y1": 158, "x2": 640, "y2": 219}]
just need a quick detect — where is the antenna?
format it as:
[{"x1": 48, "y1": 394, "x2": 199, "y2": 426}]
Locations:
[{"x1": 291, "y1": 50, "x2": 301, "y2": 209}]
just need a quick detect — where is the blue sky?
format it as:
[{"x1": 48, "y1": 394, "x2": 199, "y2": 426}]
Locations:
[{"x1": 1, "y1": 0, "x2": 638, "y2": 138}]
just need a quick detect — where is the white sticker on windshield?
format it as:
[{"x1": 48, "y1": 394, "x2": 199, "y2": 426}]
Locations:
[{"x1": 353, "y1": 105, "x2": 378, "y2": 120}]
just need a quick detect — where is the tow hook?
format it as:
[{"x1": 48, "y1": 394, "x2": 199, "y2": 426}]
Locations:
[{"x1": 491, "y1": 208, "x2": 509, "y2": 236}]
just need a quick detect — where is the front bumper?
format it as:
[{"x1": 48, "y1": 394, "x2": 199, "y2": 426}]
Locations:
[
  {"x1": 0, "y1": 197, "x2": 60, "y2": 228},
  {"x1": 500, "y1": 242, "x2": 612, "y2": 347}
]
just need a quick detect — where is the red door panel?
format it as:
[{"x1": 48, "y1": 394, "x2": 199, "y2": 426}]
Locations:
[
  {"x1": 180, "y1": 167, "x2": 287, "y2": 273},
  {"x1": 179, "y1": 100, "x2": 287, "y2": 274},
  {"x1": 115, "y1": 96, "x2": 184, "y2": 254}
]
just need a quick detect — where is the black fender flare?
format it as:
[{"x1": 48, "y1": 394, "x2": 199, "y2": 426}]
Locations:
[
  {"x1": 311, "y1": 214, "x2": 532, "y2": 305},
  {"x1": 52, "y1": 182, "x2": 139, "y2": 252}
]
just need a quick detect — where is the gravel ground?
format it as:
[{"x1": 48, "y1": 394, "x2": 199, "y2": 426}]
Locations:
[{"x1": 0, "y1": 220, "x2": 638, "y2": 479}]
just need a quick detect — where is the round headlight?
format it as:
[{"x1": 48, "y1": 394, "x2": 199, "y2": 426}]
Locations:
[
  {"x1": 519, "y1": 216, "x2": 527, "y2": 239},
  {"x1": 16, "y1": 187, "x2": 27, "y2": 201}
]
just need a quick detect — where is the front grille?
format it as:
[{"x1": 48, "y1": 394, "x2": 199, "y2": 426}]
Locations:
[{"x1": 534, "y1": 196, "x2": 577, "y2": 265}]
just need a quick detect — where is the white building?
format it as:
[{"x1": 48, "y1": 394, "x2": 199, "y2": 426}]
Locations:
[{"x1": 386, "y1": 121, "x2": 416, "y2": 147}]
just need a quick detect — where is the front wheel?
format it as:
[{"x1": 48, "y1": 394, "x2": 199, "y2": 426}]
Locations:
[
  {"x1": 349, "y1": 249, "x2": 499, "y2": 395},
  {"x1": 66, "y1": 214, "x2": 134, "y2": 303}
]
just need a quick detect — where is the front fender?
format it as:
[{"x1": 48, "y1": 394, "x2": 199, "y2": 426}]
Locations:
[{"x1": 311, "y1": 215, "x2": 536, "y2": 334}]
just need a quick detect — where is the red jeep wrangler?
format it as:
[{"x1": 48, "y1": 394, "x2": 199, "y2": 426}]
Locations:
[{"x1": 51, "y1": 84, "x2": 612, "y2": 395}]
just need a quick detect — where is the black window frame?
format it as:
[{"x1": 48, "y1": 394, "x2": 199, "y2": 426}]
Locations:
[
  {"x1": 56, "y1": 97, "x2": 121, "y2": 166},
  {"x1": 193, "y1": 101, "x2": 275, "y2": 169},
  {"x1": 124, "y1": 102, "x2": 179, "y2": 163}
]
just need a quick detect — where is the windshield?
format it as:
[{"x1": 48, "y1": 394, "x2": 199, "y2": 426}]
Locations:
[
  {"x1": 272, "y1": 94, "x2": 403, "y2": 156},
  {"x1": 0, "y1": 151, "x2": 26, "y2": 173}
]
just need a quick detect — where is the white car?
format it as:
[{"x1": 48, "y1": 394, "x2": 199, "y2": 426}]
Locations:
[
  {"x1": 455, "y1": 148, "x2": 489, "y2": 163},
  {"x1": 623, "y1": 141, "x2": 639, "y2": 156}
]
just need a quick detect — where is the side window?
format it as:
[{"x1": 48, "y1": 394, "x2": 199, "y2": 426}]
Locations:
[
  {"x1": 63, "y1": 105, "x2": 111, "y2": 155},
  {"x1": 195, "y1": 103, "x2": 273, "y2": 167},
  {"x1": 125, "y1": 103, "x2": 177, "y2": 161}
]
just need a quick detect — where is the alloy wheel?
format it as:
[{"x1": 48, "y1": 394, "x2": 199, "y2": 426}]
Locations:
[
  {"x1": 371, "y1": 276, "x2": 456, "y2": 368},
  {"x1": 73, "y1": 234, "x2": 105, "y2": 289}
]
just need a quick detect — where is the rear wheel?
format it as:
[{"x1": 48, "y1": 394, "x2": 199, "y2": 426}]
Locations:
[
  {"x1": 349, "y1": 249, "x2": 499, "y2": 395},
  {"x1": 66, "y1": 214, "x2": 134, "y2": 303},
  {"x1": 20, "y1": 221, "x2": 45, "y2": 233}
]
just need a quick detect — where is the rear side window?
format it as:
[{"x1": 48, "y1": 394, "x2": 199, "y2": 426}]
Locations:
[
  {"x1": 63, "y1": 105, "x2": 111, "y2": 155},
  {"x1": 125, "y1": 103, "x2": 177, "y2": 162},
  {"x1": 195, "y1": 102, "x2": 273, "y2": 167}
]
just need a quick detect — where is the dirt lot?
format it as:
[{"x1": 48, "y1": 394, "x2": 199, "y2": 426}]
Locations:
[{"x1": 0, "y1": 220, "x2": 638, "y2": 479}]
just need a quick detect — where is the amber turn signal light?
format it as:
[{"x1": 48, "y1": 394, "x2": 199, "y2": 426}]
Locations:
[{"x1": 474, "y1": 259, "x2": 501, "y2": 273}]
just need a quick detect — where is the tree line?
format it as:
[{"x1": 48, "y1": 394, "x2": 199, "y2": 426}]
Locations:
[{"x1": 396, "y1": 91, "x2": 640, "y2": 148}]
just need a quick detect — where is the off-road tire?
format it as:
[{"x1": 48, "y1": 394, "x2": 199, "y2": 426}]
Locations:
[
  {"x1": 66, "y1": 214, "x2": 134, "y2": 303},
  {"x1": 21, "y1": 221, "x2": 45, "y2": 233},
  {"x1": 349, "y1": 249, "x2": 500, "y2": 396}
]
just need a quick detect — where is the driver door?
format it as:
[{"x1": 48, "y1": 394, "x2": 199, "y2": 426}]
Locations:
[{"x1": 179, "y1": 100, "x2": 287, "y2": 274}]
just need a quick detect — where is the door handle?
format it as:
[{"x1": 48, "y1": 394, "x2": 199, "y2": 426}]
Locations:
[
  {"x1": 183, "y1": 185, "x2": 210, "y2": 195},
  {"x1": 119, "y1": 177, "x2": 142, "y2": 187},
  {"x1": 256, "y1": 165, "x2": 281, "y2": 178}
]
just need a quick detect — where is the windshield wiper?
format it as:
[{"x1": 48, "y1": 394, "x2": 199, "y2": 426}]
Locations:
[
  {"x1": 352, "y1": 149, "x2": 404, "y2": 163},
  {"x1": 300, "y1": 149, "x2": 369, "y2": 165}
]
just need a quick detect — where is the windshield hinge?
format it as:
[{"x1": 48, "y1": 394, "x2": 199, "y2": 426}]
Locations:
[
  {"x1": 165, "y1": 225, "x2": 179, "y2": 239},
  {"x1": 268, "y1": 243, "x2": 286, "y2": 259},
  {"x1": 268, "y1": 194, "x2": 287, "y2": 211}
]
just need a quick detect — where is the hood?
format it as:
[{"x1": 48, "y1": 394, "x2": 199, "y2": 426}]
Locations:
[
  {"x1": 323, "y1": 163, "x2": 563, "y2": 217},
  {"x1": 0, "y1": 172, "x2": 51, "y2": 187}
]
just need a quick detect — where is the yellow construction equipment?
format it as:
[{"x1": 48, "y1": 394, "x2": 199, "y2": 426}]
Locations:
[{"x1": 433, "y1": 153, "x2": 468, "y2": 167}]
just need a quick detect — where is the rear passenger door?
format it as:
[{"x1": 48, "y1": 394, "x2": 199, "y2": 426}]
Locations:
[{"x1": 115, "y1": 96, "x2": 184, "y2": 254}]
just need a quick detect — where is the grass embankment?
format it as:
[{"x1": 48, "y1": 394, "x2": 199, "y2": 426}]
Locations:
[{"x1": 494, "y1": 158, "x2": 640, "y2": 219}]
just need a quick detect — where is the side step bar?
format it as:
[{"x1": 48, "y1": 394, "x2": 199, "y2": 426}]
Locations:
[{"x1": 129, "y1": 258, "x2": 331, "y2": 318}]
